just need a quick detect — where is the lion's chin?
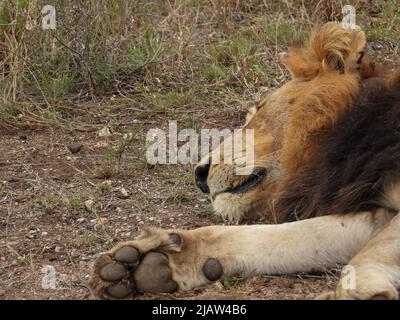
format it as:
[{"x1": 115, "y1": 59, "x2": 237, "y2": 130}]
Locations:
[
  {"x1": 212, "y1": 194, "x2": 250, "y2": 223},
  {"x1": 212, "y1": 192, "x2": 272, "y2": 224}
]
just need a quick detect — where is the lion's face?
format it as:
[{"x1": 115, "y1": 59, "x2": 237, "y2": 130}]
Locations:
[
  {"x1": 194, "y1": 23, "x2": 373, "y2": 223},
  {"x1": 194, "y1": 80, "x2": 309, "y2": 223}
]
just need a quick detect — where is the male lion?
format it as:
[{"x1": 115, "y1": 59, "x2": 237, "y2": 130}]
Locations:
[{"x1": 89, "y1": 23, "x2": 400, "y2": 300}]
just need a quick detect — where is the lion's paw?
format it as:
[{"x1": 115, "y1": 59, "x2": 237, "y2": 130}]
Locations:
[
  {"x1": 316, "y1": 281, "x2": 399, "y2": 300},
  {"x1": 89, "y1": 229, "x2": 182, "y2": 299}
]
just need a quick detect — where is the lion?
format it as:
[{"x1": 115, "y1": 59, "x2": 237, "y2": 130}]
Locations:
[{"x1": 89, "y1": 23, "x2": 400, "y2": 300}]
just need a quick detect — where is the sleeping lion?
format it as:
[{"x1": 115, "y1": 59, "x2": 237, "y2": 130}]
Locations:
[{"x1": 89, "y1": 23, "x2": 400, "y2": 300}]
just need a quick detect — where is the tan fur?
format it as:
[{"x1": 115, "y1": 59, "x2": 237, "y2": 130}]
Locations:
[
  {"x1": 317, "y1": 213, "x2": 400, "y2": 300},
  {"x1": 90, "y1": 209, "x2": 395, "y2": 298},
  {"x1": 203, "y1": 23, "x2": 378, "y2": 222},
  {"x1": 90, "y1": 23, "x2": 398, "y2": 300}
]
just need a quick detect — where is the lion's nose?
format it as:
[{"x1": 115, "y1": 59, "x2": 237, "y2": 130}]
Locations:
[{"x1": 195, "y1": 163, "x2": 210, "y2": 193}]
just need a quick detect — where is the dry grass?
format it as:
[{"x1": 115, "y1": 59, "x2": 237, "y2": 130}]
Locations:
[
  {"x1": 0, "y1": 0, "x2": 390, "y2": 124},
  {"x1": 0, "y1": 0, "x2": 397, "y2": 129}
]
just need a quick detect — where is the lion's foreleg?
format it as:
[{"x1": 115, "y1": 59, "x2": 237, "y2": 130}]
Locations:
[
  {"x1": 172, "y1": 210, "x2": 392, "y2": 290},
  {"x1": 318, "y1": 212, "x2": 400, "y2": 300},
  {"x1": 90, "y1": 210, "x2": 392, "y2": 298}
]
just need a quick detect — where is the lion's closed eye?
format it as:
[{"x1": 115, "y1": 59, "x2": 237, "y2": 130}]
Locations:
[{"x1": 357, "y1": 51, "x2": 365, "y2": 64}]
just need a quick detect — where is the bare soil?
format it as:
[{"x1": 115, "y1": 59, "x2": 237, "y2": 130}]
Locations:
[{"x1": 0, "y1": 114, "x2": 339, "y2": 300}]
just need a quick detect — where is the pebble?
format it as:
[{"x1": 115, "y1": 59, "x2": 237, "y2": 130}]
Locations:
[
  {"x1": 68, "y1": 143, "x2": 82, "y2": 154},
  {"x1": 77, "y1": 218, "x2": 86, "y2": 223},
  {"x1": 98, "y1": 217, "x2": 108, "y2": 225},
  {"x1": 41, "y1": 232, "x2": 48, "y2": 236},
  {"x1": 98, "y1": 126, "x2": 112, "y2": 137},
  {"x1": 55, "y1": 246, "x2": 62, "y2": 253},
  {"x1": 117, "y1": 187, "x2": 130, "y2": 199},
  {"x1": 27, "y1": 230, "x2": 38, "y2": 239},
  {"x1": 85, "y1": 199, "x2": 95, "y2": 211}
]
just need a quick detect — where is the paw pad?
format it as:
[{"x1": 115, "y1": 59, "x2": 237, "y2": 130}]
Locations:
[
  {"x1": 100, "y1": 263, "x2": 126, "y2": 281},
  {"x1": 114, "y1": 246, "x2": 139, "y2": 264},
  {"x1": 93, "y1": 246, "x2": 178, "y2": 299},
  {"x1": 134, "y1": 252, "x2": 177, "y2": 293},
  {"x1": 202, "y1": 258, "x2": 223, "y2": 281},
  {"x1": 106, "y1": 283, "x2": 134, "y2": 298}
]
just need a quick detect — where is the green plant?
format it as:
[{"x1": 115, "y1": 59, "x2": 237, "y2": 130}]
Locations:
[{"x1": 96, "y1": 182, "x2": 111, "y2": 195}]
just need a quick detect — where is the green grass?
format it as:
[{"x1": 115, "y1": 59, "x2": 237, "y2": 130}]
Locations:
[
  {"x1": 144, "y1": 90, "x2": 195, "y2": 113},
  {"x1": 360, "y1": 1, "x2": 400, "y2": 43},
  {"x1": 35, "y1": 194, "x2": 61, "y2": 212},
  {"x1": 166, "y1": 190, "x2": 191, "y2": 209},
  {"x1": 0, "y1": 101, "x2": 21, "y2": 121},
  {"x1": 124, "y1": 27, "x2": 164, "y2": 71},
  {"x1": 71, "y1": 232, "x2": 97, "y2": 248},
  {"x1": 96, "y1": 182, "x2": 111, "y2": 195},
  {"x1": 17, "y1": 253, "x2": 35, "y2": 267},
  {"x1": 1, "y1": 0, "x2": 399, "y2": 128},
  {"x1": 66, "y1": 194, "x2": 85, "y2": 211},
  {"x1": 221, "y1": 276, "x2": 244, "y2": 290}
]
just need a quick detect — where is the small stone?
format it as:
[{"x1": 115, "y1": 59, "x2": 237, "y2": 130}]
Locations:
[
  {"x1": 117, "y1": 187, "x2": 130, "y2": 199},
  {"x1": 84, "y1": 199, "x2": 94, "y2": 211},
  {"x1": 68, "y1": 143, "x2": 82, "y2": 154},
  {"x1": 98, "y1": 126, "x2": 112, "y2": 137},
  {"x1": 77, "y1": 218, "x2": 86, "y2": 223},
  {"x1": 98, "y1": 217, "x2": 108, "y2": 225},
  {"x1": 55, "y1": 246, "x2": 62, "y2": 253},
  {"x1": 27, "y1": 230, "x2": 38, "y2": 239},
  {"x1": 41, "y1": 232, "x2": 48, "y2": 237}
]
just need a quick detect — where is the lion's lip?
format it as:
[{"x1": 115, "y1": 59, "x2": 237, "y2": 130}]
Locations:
[{"x1": 212, "y1": 167, "x2": 266, "y2": 199}]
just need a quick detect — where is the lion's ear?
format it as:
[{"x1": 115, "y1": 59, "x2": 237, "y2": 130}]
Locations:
[{"x1": 322, "y1": 50, "x2": 345, "y2": 73}]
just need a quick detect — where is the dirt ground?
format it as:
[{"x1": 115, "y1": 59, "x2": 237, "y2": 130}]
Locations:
[
  {"x1": 0, "y1": 114, "x2": 343, "y2": 300},
  {"x1": 1, "y1": 40, "x2": 399, "y2": 300}
]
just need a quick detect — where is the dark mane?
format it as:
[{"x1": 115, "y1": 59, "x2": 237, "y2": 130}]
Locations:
[{"x1": 275, "y1": 70, "x2": 400, "y2": 222}]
